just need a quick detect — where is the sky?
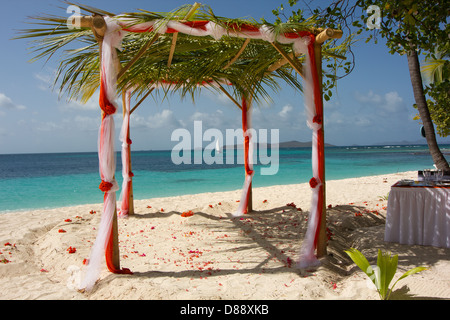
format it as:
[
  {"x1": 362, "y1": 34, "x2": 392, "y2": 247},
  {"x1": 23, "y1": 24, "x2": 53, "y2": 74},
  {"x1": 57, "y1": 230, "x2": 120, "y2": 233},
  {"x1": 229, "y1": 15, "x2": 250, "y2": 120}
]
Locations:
[{"x1": 0, "y1": 0, "x2": 449, "y2": 154}]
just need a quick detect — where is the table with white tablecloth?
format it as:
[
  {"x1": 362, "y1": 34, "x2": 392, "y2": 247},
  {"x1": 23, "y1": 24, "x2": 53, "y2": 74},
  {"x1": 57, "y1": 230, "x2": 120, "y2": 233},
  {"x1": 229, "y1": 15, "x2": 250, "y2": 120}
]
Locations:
[{"x1": 384, "y1": 181, "x2": 450, "y2": 248}]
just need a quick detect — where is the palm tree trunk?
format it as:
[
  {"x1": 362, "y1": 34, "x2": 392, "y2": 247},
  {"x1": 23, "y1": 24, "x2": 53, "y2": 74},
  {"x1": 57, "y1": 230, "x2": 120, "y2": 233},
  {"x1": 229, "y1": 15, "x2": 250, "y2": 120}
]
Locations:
[{"x1": 407, "y1": 49, "x2": 450, "y2": 172}]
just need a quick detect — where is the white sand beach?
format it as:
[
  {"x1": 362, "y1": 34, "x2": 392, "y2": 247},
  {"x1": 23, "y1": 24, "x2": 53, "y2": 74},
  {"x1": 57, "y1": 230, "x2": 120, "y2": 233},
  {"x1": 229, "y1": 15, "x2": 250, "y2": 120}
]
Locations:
[{"x1": 1, "y1": 171, "x2": 449, "y2": 300}]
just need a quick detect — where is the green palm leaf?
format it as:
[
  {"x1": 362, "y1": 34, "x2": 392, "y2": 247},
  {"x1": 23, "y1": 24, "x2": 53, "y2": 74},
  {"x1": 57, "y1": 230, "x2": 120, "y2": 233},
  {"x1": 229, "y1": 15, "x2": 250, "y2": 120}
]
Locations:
[
  {"x1": 345, "y1": 248, "x2": 428, "y2": 300},
  {"x1": 13, "y1": 2, "x2": 351, "y2": 108}
]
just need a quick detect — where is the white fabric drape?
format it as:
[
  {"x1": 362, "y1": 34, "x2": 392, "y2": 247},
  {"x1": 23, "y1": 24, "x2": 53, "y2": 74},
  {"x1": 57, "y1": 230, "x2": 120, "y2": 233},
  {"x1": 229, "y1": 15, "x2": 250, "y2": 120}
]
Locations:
[
  {"x1": 234, "y1": 105, "x2": 254, "y2": 217},
  {"x1": 118, "y1": 89, "x2": 132, "y2": 218},
  {"x1": 119, "y1": 18, "x2": 312, "y2": 47},
  {"x1": 80, "y1": 17, "x2": 127, "y2": 291},
  {"x1": 385, "y1": 187, "x2": 450, "y2": 248},
  {"x1": 295, "y1": 37, "x2": 323, "y2": 269}
]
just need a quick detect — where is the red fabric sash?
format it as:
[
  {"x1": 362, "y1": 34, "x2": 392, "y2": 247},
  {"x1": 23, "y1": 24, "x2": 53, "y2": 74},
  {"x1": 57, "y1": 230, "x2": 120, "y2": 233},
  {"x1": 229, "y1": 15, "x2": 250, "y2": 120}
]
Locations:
[
  {"x1": 241, "y1": 97, "x2": 254, "y2": 214},
  {"x1": 118, "y1": 90, "x2": 133, "y2": 219},
  {"x1": 99, "y1": 70, "x2": 132, "y2": 275},
  {"x1": 105, "y1": 221, "x2": 133, "y2": 275},
  {"x1": 99, "y1": 78, "x2": 116, "y2": 117},
  {"x1": 121, "y1": 19, "x2": 313, "y2": 40},
  {"x1": 307, "y1": 35, "x2": 325, "y2": 249}
]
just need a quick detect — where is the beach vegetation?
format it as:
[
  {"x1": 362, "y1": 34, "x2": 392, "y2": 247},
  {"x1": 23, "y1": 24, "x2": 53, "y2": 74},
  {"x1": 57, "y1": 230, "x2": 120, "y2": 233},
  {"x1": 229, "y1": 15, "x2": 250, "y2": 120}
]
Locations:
[
  {"x1": 275, "y1": 0, "x2": 449, "y2": 171},
  {"x1": 414, "y1": 46, "x2": 450, "y2": 138},
  {"x1": 378, "y1": 192, "x2": 389, "y2": 201},
  {"x1": 344, "y1": 248, "x2": 428, "y2": 300}
]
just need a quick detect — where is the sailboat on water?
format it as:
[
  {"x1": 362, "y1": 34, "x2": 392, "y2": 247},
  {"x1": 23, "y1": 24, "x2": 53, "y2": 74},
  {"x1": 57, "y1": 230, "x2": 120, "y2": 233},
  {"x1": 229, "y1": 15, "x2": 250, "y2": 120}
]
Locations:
[{"x1": 216, "y1": 139, "x2": 221, "y2": 154}]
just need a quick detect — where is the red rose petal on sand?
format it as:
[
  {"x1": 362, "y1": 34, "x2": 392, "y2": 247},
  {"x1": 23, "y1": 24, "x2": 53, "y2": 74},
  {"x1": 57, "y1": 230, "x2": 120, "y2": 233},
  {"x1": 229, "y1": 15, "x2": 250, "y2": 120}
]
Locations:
[
  {"x1": 181, "y1": 210, "x2": 194, "y2": 217},
  {"x1": 67, "y1": 246, "x2": 76, "y2": 254}
]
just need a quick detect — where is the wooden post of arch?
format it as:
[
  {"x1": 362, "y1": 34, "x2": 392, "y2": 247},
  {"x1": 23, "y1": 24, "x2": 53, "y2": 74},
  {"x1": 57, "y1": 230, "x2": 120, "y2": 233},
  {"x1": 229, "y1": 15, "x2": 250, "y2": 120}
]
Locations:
[
  {"x1": 314, "y1": 28, "x2": 342, "y2": 258},
  {"x1": 75, "y1": 14, "x2": 122, "y2": 271},
  {"x1": 246, "y1": 103, "x2": 253, "y2": 215},
  {"x1": 313, "y1": 40, "x2": 327, "y2": 258},
  {"x1": 122, "y1": 89, "x2": 135, "y2": 216},
  {"x1": 271, "y1": 28, "x2": 342, "y2": 258},
  {"x1": 242, "y1": 92, "x2": 254, "y2": 214}
]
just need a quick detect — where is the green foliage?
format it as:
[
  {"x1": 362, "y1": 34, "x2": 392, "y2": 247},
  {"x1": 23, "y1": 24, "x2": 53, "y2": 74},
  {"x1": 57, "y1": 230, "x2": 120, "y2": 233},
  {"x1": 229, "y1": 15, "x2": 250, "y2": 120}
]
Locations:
[
  {"x1": 280, "y1": 0, "x2": 449, "y2": 137},
  {"x1": 414, "y1": 81, "x2": 450, "y2": 137},
  {"x1": 421, "y1": 51, "x2": 449, "y2": 85},
  {"x1": 378, "y1": 192, "x2": 389, "y2": 201},
  {"x1": 418, "y1": 46, "x2": 450, "y2": 137},
  {"x1": 345, "y1": 248, "x2": 428, "y2": 300},
  {"x1": 286, "y1": 0, "x2": 449, "y2": 58},
  {"x1": 16, "y1": 2, "x2": 319, "y2": 105},
  {"x1": 365, "y1": 0, "x2": 449, "y2": 56},
  {"x1": 270, "y1": 1, "x2": 357, "y2": 102}
]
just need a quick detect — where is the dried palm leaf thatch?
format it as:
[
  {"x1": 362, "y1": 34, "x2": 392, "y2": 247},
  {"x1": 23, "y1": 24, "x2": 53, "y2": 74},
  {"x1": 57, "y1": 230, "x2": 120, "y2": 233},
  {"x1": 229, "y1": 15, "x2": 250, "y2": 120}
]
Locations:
[{"x1": 14, "y1": 2, "x2": 347, "y2": 107}]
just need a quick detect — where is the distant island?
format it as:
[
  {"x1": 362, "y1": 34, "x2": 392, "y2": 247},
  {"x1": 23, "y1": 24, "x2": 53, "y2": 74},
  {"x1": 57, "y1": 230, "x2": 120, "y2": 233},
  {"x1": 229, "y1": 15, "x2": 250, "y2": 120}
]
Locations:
[
  {"x1": 223, "y1": 140, "x2": 335, "y2": 149},
  {"x1": 275, "y1": 140, "x2": 336, "y2": 148},
  {"x1": 186, "y1": 139, "x2": 450, "y2": 152}
]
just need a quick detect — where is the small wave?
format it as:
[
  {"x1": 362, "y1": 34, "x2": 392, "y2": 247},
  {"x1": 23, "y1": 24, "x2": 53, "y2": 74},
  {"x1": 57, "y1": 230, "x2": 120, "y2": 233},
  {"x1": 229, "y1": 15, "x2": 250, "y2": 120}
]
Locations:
[{"x1": 173, "y1": 178, "x2": 206, "y2": 183}]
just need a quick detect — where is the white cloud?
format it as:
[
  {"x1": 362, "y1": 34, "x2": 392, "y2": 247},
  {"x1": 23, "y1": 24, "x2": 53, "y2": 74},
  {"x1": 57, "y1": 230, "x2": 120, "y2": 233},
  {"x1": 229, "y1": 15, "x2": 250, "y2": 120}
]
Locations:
[
  {"x1": 149, "y1": 109, "x2": 182, "y2": 129},
  {"x1": 35, "y1": 121, "x2": 63, "y2": 132},
  {"x1": 0, "y1": 93, "x2": 26, "y2": 111},
  {"x1": 383, "y1": 91, "x2": 406, "y2": 113},
  {"x1": 34, "y1": 72, "x2": 54, "y2": 91},
  {"x1": 34, "y1": 69, "x2": 100, "y2": 112},
  {"x1": 278, "y1": 105, "x2": 293, "y2": 118},
  {"x1": 130, "y1": 109, "x2": 185, "y2": 130},
  {"x1": 354, "y1": 116, "x2": 372, "y2": 127},
  {"x1": 354, "y1": 90, "x2": 406, "y2": 114},
  {"x1": 73, "y1": 115, "x2": 100, "y2": 131},
  {"x1": 204, "y1": 90, "x2": 235, "y2": 107},
  {"x1": 189, "y1": 110, "x2": 235, "y2": 129},
  {"x1": 325, "y1": 111, "x2": 346, "y2": 126},
  {"x1": 354, "y1": 90, "x2": 382, "y2": 105},
  {"x1": 60, "y1": 91, "x2": 100, "y2": 112}
]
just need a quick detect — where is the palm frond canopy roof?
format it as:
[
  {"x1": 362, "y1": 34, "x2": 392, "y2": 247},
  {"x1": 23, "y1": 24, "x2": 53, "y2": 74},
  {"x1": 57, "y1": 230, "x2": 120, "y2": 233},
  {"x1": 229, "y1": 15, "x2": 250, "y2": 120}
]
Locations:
[{"x1": 17, "y1": 3, "x2": 344, "y2": 105}]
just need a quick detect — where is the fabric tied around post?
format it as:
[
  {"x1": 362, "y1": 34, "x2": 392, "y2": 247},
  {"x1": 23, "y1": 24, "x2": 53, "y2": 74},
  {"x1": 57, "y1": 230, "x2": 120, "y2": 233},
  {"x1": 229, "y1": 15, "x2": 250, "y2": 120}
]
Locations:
[
  {"x1": 118, "y1": 89, "x2": 133, "y2": 218},
  {"x1": 296, "y1": 34, "x2": 323, "y2": 269},
  {"x1": 79, "y1": 17, "x2": 132, "y2": 292},
  {"x1": 234, "y1": 96, "x2": 254, "y2": 216}
]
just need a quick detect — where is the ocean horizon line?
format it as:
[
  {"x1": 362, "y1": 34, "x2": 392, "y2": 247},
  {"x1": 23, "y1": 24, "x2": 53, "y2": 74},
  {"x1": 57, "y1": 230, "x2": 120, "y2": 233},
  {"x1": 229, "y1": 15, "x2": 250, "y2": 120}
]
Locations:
[{"x1": 1, "y1": 141, "x2": 446, "y2": 156}]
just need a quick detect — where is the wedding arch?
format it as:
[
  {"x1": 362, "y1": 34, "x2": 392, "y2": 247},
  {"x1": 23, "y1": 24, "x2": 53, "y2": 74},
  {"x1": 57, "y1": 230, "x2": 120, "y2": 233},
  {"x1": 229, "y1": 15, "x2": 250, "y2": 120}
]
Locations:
[{"x1": 18, "y1": 3, "x2": 344, "y2": 290}]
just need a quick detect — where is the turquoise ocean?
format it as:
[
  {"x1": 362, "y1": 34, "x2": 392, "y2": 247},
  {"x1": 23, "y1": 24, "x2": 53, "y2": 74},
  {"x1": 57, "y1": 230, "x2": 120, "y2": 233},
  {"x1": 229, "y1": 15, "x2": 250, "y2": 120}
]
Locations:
[{"x1": 1, "y1": 144, "x2": 449, "y2": 213}]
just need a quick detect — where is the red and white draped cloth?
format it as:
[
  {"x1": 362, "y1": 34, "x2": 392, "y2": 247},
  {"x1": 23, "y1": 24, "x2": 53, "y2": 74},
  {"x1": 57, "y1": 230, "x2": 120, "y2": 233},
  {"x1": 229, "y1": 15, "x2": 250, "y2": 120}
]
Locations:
[
  {"x1": 118, "y1": 89, "x2": 133, "y2": 218},
  {"x1": 295, "y1": 35, "x2": 324, "y2": 269},
  {"x1": 80, "y1": 18, "x2": 132, "y2": 291},
  {"x1": 234, "y1": 96, "x2": 254, "y2": 216},
  {"x1": 80, "y1": 17, "x2": 325, "y2": 290}
]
